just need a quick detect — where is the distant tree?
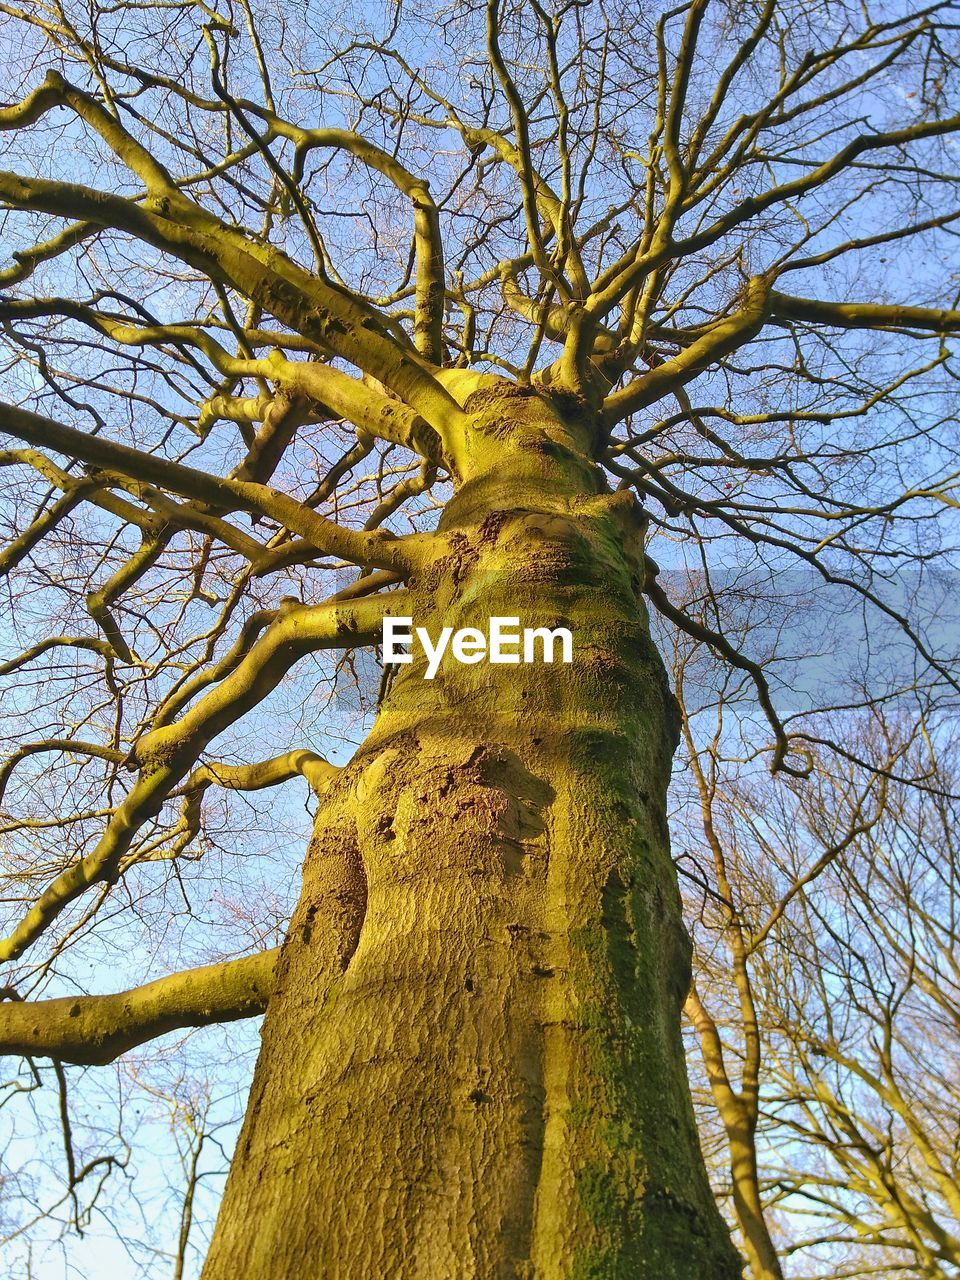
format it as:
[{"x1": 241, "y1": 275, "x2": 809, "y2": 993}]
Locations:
[
  {"x1": 674, "y1": 631, "x2": 960, "y2": 1279},
  {"x1": 756, "y1": 733, "x2": 960, "y2": 1279},
  {"x1": 0, "y1": 1, "x2": 959, "y2": 1274}
]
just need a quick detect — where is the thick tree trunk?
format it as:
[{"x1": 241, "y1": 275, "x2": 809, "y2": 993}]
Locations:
[{"x1": 202, "y1": 386, "x2": 743, "y2": 1278}]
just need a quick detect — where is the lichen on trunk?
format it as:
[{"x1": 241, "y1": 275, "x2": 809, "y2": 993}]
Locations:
[{"x1": 201, "y1": 386, "x2": 742, "y2": 1279}]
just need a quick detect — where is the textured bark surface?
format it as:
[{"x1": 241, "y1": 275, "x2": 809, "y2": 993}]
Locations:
[{"x1": 201, "y1": 388, "x2": 742, "y2": 1279}]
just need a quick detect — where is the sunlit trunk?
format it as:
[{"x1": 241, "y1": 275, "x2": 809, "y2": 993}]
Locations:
[
  {"x1": 202, "y1": 388, "x2": 742, "y2": 1278},
  {"x1": 731, "y1": 1130, "x2": 784, "y2": 1280}
]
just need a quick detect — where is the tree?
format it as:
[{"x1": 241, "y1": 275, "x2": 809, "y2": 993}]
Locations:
[
  {"x1": 749, "y1": 729, "x2": 960, "y2": 1279},
  {"x1": 677, "y1": 695, "x2": 960, "y2": 1280},
  {"x1": 0, "y1": 0, "x2": 959, "y2": 1274}
]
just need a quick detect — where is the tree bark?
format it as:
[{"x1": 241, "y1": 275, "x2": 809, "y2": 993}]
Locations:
[{"x1": 201, "y1": 385, "x2": 743, "y2": 1278}]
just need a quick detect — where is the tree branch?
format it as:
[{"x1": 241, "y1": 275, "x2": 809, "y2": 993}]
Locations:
[
  {"x1": 0, "y1": 589, "x2": 403, "y2": 963},
  {"x1": 0, "y1": 950, "x2": 278, "y2": 1065},
  {"x1": 0, "y1": 163, "x2": 469, "y2": 460},
  {"x1": 770, "y1": 291, "x2": 960, "y2": 333},
  {"x1": 0, "y1": 401, "x2": 424, "y2": 573},
  {"x1": 601, "y1": 277, "x2": 770, "y2": 428}
]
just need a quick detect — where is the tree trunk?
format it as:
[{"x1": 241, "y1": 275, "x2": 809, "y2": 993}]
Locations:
[
  {"x1": 730, "y1": 1130, "x2": 785, "y2": 1280},
  {"x1": 201, "y1": 385, "x2": 743, "y2": 1279}
]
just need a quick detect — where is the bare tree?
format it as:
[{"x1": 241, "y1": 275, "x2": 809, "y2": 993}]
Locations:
[
  {"x1": 676, "y1": 644, "x2": 960, "y2": 1280},
  {"x1": 0, "y1": 0, "x2": 958, "y2": 1273},
  {"x1": 759, "y1": 733, "x2": 960, "y2": 1279}
]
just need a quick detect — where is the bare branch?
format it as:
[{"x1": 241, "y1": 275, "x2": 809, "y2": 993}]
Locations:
[{"x1": 0, "y1": 949, "x2": 278, "y2": 1065}]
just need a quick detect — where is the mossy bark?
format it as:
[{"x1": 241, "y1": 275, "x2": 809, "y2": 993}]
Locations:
[{"x1": 201, "y1": 387, "x2": 742, "y2": 1279}]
